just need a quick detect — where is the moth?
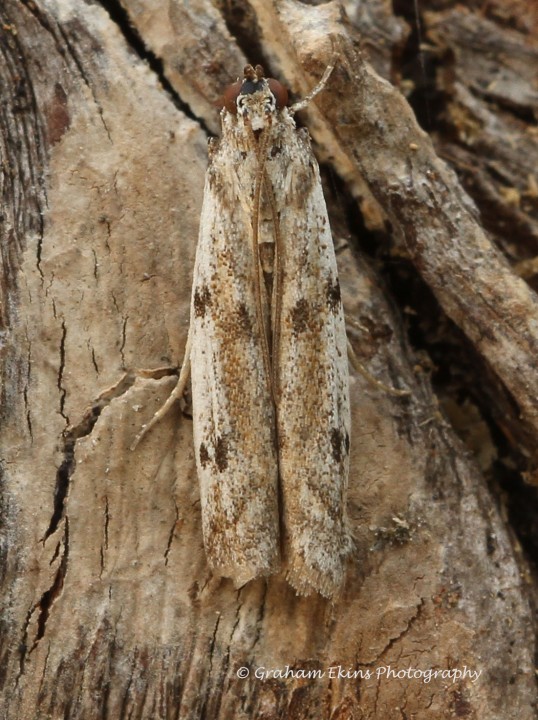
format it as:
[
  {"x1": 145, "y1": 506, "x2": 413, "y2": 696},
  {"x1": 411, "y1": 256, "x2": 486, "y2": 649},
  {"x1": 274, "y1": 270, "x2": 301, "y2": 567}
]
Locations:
[{"x1": 137, "y1": 63, "x2": 351, "y2": 598}]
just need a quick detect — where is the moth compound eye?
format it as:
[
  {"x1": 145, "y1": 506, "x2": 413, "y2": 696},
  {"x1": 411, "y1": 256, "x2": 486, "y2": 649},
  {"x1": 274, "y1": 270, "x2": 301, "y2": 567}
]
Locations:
[
  {"x1": 267, "y1": 79, "x2": 288, "y2": 109},
  {"x1": 218, "y1": 80, "x2": 243, "y2": 114}
]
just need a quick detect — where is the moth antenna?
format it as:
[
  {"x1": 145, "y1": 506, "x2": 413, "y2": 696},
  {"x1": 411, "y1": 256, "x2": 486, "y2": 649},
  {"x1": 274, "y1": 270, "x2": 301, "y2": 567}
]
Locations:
[
  {"x1": 290, "y1": 59, "x2": 336, "y2": 115},
  {"x1": 243, "y1": 64, "x2": 257, "y2": 81}
]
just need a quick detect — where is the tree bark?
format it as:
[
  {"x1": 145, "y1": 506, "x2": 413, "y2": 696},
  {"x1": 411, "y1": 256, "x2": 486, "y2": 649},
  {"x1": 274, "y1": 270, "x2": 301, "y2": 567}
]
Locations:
[{"x1": 0, "y1": 0, "x2": 536, "y2": 718}]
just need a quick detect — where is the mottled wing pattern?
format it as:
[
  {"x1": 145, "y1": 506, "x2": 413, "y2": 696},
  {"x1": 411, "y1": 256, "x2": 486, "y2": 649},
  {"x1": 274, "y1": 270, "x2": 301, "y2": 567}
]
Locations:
[
  {"x1": 267, "y1": 116, "x2": 351, "y2": 598},
  {"x1": 190, "y1": 127, "x2": 280, "y2": 586}
]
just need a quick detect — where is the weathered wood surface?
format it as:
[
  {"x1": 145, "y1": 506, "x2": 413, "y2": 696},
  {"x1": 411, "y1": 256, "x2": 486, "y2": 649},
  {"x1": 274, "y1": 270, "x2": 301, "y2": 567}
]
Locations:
[{"x1": 0, "y1": 0, "x2": 535, "y2": 718}]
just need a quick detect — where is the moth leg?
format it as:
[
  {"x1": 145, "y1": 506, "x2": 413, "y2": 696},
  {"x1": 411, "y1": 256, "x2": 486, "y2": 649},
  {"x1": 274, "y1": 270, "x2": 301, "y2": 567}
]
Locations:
[
  {"x1": 130, "y1": 330, "x2": 192, "y2": 450},
  {"x1": 346, "y1": 318, "x2": 410, "y2": 397}
]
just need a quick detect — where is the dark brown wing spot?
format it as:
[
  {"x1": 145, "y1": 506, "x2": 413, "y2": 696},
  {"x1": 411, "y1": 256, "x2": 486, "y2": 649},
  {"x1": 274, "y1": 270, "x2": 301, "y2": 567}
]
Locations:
[
  {"x1": 207, "y1": 162, "x2": 218, "y2": 188},
  {"x1": 290, "y1": 298, "x2": 310, "y2": 334},
  {"x1": 214, "y1": 436, "x2": 229, "y2": 472},
  {"x1": 199, "y1": 442, "x2": 210, "y2": 468},
  {"x1": 330, "y1": 428, "x2": 347, "y2": 464},
  {"x1": 326, "y1": 278, "x2": 342, "y2": 312},
  {"x1": 236, "y1": 302, "x2": 252, "y2": 334},
  {"x1": 194, "y1": 285, "x2": 212, "y2": 318}
]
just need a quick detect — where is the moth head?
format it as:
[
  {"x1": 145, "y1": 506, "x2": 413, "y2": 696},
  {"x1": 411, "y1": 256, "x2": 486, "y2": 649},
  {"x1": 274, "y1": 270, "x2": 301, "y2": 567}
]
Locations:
[{"x1": 218, "y1": 64, "x2": 288, "y2": 130}]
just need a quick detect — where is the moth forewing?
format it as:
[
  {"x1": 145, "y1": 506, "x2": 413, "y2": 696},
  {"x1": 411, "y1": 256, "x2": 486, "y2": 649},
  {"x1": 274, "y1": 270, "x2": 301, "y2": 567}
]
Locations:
[
  {"x1": 190, "y1": 136, "x2": 281, "y2": 585},
  {"x1": 266, "y1": 121, "x2": 351, "y2": 598}
]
